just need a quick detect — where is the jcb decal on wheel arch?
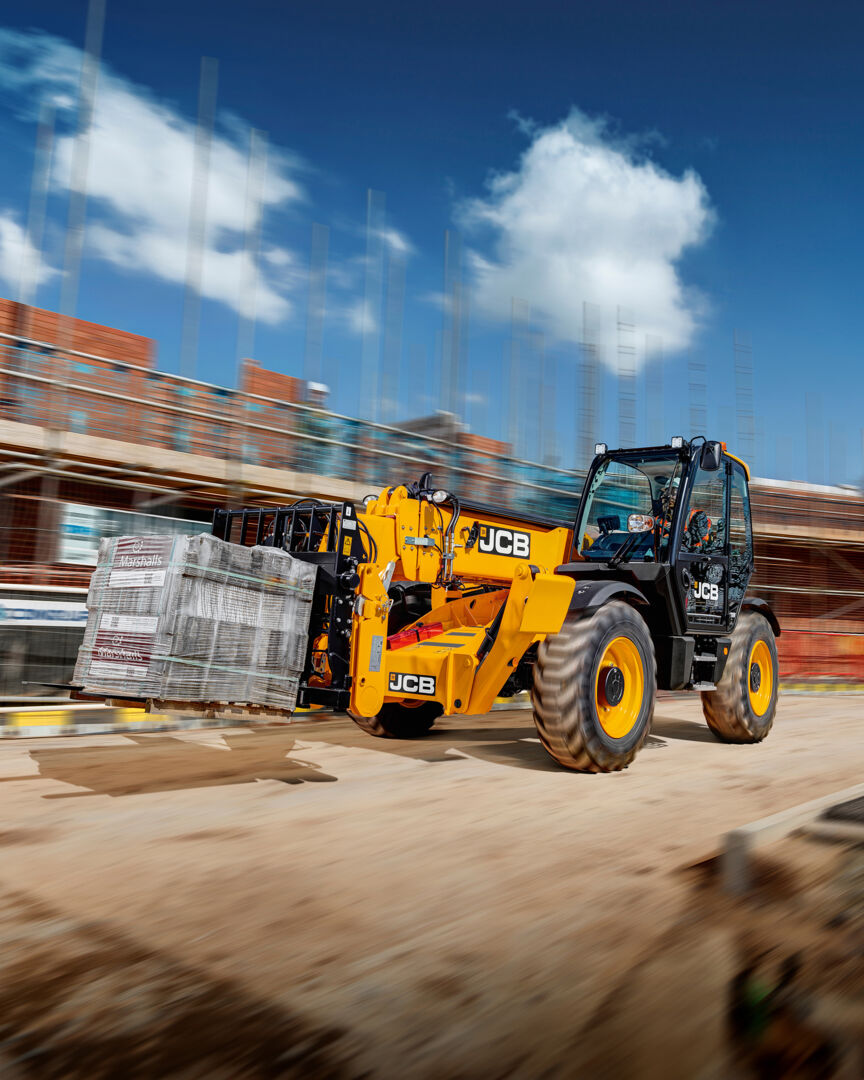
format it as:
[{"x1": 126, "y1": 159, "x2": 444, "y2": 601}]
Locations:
[
  {"x1": 477, "y1": 526, "x2": 530, "y2": 559},
  {"x1": 389, "y1": 673, "x2": 436, "y2": 695}
]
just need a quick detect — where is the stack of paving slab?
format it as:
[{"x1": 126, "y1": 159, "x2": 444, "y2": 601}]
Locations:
[{"x1": 74, "y1": 533, "x2": 317, "y2": 713}]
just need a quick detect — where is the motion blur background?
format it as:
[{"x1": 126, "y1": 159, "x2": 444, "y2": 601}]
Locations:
[{"x1": 2, "y1": 0, "x2": 864, "y2": 700}]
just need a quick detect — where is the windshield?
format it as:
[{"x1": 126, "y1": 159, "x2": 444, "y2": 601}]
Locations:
[{"x1": 576, "y1": 452, "x2": 684, "y2": 561}]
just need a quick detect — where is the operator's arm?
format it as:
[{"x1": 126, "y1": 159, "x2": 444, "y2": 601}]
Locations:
[{"x1": 682, "y1": 509, "x2": 711, "y2": 551}]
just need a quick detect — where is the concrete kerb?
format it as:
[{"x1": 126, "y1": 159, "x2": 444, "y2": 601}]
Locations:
[
  {"x1": 779, "y1": 684, "x2": 864, "y2": 695},
  {"x1": 2, "y1": 685, "x2": 863, "y2": 738},
  {"x1": 0, "y1": 703, "x2": 246, "y2": 739},
  {"x1": 0, "y1": 693, "x2": 534, "y2": 738},
  {"x1": 722, "y1": 781, "x2": 864, "y2": 895},
  {"x1": 0, "y1": 718, "x2": 240, "y2": 739},
  {"x1": 661, "y1": 685, "x2": 864, "y2": 699}
]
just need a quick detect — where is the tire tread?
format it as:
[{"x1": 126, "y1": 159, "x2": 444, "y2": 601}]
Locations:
[
  {"x1": 701, "y1": 612, "x2": 777, "y2": 743},
  {"x1": 350, "y1": 701, "x2": 442, "y2": 739},
  {"x1": 532, "y1": 601, "x2": 656, "y2": 772}
]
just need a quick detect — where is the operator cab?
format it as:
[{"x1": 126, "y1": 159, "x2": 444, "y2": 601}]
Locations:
[{"x1": 570, "y1": 437, "x2": 755, "y2": 640}]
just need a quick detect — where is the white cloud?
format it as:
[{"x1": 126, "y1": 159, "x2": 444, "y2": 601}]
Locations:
[
  {"x1": 329, "y1": 236, "x2": 412, "y2": 336},
  {"x1": 378, "y1": 226, "x2": 413, "y2": 257},
  {"x1": 457, "y1": 108, "x2": 714, "y2": 364},
  {"x1": 344, "y1": 297, "x2": 377, "y2": 336},
  {"x1": 418, "y1": 290, "x2": 451, "y2": 313},
  {"x1": 0, "y1": 29, "x2": 303, "y2": 324},
  {"x1": 86, "y1": 222, "x2": 295, "y2": 323},
  {"x1": 0, "y1": 211, "x2": 56, "y2": 296}
]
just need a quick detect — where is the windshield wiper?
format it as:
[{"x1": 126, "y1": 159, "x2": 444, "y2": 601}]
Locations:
[{"x1": 608, "y1": 532, "x2": 642, "y2": 569}]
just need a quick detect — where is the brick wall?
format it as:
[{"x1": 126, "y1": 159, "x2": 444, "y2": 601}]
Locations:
[
  {"x1": 0, "y1": 300, "x2": 153, "y2": 367},
  {"x1": 238, "y1": 359, "x2": 303, "y2": 468},
  {"x1": 239, "y1": 359, "x2": 302, "y2": 403},
  {"x1": 0, "y1": 298, "x2": 156, "y2": 432},
  {"x1": 459, "y1": 432, "x2": 510, "y2": 458},
  {"x1": 458, "y1": 432, "x2": 512, "y2": 502},
  {"x1": 0, "y1": 300, "x2": 309, "y2": 466},
  {"x1": 0, "y1": 298, "x2": 155, "y2": 367}
]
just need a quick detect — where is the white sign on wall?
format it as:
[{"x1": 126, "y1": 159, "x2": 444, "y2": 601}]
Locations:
[
  {"x1": 0, "y1": 598, "x2": 88, "y2": 627},
  {"x1": 58, "y1": 503, "x2": 209, "y2": 565}
]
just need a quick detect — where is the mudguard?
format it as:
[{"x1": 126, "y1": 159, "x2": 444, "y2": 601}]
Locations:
[
  {"x1": 740, "y1": 596, "x2": 781, "y2": 637},
  {"x1": 556, "y1": 574, "x2": 649, "y2": 617}
]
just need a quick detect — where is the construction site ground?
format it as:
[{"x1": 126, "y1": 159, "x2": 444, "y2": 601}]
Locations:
[{"x1": 0, "y1": 695, "x2": 862, "y2": 1078}]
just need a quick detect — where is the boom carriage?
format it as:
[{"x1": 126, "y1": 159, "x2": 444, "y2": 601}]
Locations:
[{"x1": 216, "y1": 482, "x2": 576, "y2": 722}]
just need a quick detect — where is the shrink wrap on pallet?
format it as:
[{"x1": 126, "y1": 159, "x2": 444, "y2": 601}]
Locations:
[{"x1": 74, "y1": 534, "x2": 317, "y2": 711}]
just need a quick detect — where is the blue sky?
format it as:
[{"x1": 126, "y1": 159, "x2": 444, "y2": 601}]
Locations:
[{"x1": 0, "y1": 0, "x2": 862, "y2": 483}]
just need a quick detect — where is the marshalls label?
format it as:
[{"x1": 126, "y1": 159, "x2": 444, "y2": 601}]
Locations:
[
  {"x1": 108, "y1": 568, "x2": 167, "y2": 588},
  {"x1": 99, "y1": 613, "x2": 160, "y2": 633}
]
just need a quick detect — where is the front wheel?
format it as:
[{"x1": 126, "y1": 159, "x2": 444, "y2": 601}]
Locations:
[
  {"x1": 350, "y1": 701, "x2": 443, "y2": 739},
  {"x1": 532, "y1": 601, "x2": 656, "y2": 772},
  {"x1": 701, "y1": 612, "x2": 778, "y2": 743}
]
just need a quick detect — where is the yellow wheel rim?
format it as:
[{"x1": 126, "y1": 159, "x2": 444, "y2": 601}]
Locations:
[
  {"x1": 748, "y1": 639, "x2": 773, "y2": 716},
  {"x1": 595, "y1": 636, "x2": 644, "y2": 739}
]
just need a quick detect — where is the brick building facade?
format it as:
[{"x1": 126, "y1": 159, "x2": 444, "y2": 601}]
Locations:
[{"x1": 2, "y1": 296, "x2": 864, "y2": 693}]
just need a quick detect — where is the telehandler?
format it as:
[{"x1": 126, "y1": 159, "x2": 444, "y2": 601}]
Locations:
[{"x1": 210, "y1": 436, "x2": 779, "y2": 772}]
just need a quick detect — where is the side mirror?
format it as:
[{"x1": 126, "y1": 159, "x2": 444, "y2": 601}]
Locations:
[
  {"x1": 627, "y1": 514, "x2": 655, "y2": 533},
  {"x1": 700, "y1": 441, "x2": 723, "y2": 471},
  {"x1": 598, "y1": 514, "x2": 620, "y2": 535}
]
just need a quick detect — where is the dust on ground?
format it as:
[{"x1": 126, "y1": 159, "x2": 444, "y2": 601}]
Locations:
[{"x1": 0, "y1": 695, "x2": 862, "y2": 1077}]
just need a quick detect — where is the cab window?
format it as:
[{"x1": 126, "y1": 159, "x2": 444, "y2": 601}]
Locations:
[
  {"x1": 680, "y1": 465, "x2": 726, "y2": 554},
  {"x1": 578, "y1": 455, "x2": 682, "y2": 561},
  {"x1": 581, "y1": 461, "x2": 652, "y2": 552},
  {"x1": 728, "y1": 463, "x2": 753, "y2": 612}
]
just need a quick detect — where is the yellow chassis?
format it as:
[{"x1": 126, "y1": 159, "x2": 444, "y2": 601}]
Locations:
[{"x1": 346, "y1": 485, "x2": 576, "y2": 719}]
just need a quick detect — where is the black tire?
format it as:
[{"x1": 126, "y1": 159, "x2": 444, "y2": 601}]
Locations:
[
  {"x1": 531, "y1": 600, "x2": 656, "y2": 772},
  {"x1": 702, "y1": 612, "x2": 778, "y2": 743},
  {"x1": 350, "y1": 701, "x2": 443, "y2": 739}
]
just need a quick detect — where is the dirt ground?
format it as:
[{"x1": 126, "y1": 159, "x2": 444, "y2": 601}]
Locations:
[{"x1": 0, "y1": 695, "x2": 862, "y2": 1078}]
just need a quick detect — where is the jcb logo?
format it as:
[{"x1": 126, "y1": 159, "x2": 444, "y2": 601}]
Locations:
[
  {"x1": 389, "y1": 673, "x2": 436, "y2": 696},
  {"x1": 477, "y1": 526, "x2": 530, "y2": 559},
  {"x1": 693, "y1": 581, "x2": 720, "y2": 602}
]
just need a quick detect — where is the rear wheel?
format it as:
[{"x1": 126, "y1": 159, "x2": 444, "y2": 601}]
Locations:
[
  {"x1": 350, "y1": 701, "x2": 443, "y2": 739},
  {"x1": 702, "y1": 612, "x2": 778, "y2": 742},
  {"x1": 532, "y1": 601, "x2": 656, "y2": 772}
]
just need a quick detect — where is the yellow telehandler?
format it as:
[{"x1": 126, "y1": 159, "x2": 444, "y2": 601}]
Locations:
[{"x1": 208, "y1": 436, "x2": 779, "y2": 772}]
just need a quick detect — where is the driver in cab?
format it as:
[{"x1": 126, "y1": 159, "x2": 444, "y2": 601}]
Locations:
[{"x1": 657, "y1": 476, "x2": 712, "y2": 552}]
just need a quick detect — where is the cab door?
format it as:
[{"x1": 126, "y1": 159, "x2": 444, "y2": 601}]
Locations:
[
  {"x1": 726, "y1": 462, "x2": 754, "y2": 627},
  {"x1": 675, "y1": 461, "x2": 730, "y2": 632}
]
